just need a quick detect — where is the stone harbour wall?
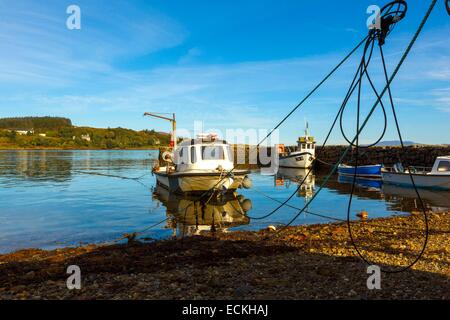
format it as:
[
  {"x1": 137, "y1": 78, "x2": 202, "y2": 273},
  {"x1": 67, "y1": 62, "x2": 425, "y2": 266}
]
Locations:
[
  {"x1": 313, "y1": 145, "x2": 450, "y2": 169},
  {"x1": 161, "y1": 144, "x2": 450, "y2": 170}
]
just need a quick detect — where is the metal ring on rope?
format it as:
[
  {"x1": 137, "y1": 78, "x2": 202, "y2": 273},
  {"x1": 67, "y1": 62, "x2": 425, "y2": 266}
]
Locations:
[{"x1": 377, "y1": 0, "x2": 408, "y2": 45}]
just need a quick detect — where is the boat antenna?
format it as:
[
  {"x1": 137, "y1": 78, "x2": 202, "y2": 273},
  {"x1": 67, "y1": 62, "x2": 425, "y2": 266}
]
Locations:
[{"x1": 143, "y1": 112, "x2": 177, "y2": 149}]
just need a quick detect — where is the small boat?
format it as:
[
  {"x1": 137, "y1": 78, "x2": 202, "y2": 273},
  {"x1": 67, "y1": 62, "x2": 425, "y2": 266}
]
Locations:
[
  {"x1": 382, "y1": 156, "x2": 450, "y2": 190},
  {"x1": 153, "y1": 133, "x2": 252, "y2": 195},
  {"x1": 337, "y1": 164, "x2": 382, "y2": 179},
  {"x1": 278, "y1": 123, "x2": 315, "y2": 168}
]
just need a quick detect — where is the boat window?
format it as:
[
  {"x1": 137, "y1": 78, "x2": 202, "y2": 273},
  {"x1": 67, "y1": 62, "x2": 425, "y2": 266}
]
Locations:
[
  {"x1": 176, "y1": 147, "x2": 189, "y2": 164},
  {"x1": 301, "y1": 144, "x2": 306, "y2": 149},
  {"x1": 225, "y1": 145, "x2": 233, "y2": 161},
  {"x1": 190, "y1": 146, "x2": 197, "y2": 163},
  {"x1": 202, "y1": 146, "x2": 225, "y2": 160},
  {"x1": 437, "y1": 161, "x2": 450, "y2": 172}
]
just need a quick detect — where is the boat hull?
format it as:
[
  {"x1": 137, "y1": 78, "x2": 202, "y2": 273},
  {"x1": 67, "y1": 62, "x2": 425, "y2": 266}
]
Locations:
[
  {"x1": 154, "y1": 170, "x2": 251, "y2": 194},
  {"x1": 338, "y1": 164, "x2": 382, "y2": 178},
  {"x1": 382, "y1": 172, "x2": 450, "y2": 190},
  {"x1": 279, "y1": 152, "x2": 314, "y2": 168}
]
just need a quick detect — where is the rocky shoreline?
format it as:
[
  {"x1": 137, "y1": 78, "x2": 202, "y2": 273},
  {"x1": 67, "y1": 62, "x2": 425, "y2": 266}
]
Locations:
[{"x1": 0, "y1": 211, "x2": 449, "y2": 300}]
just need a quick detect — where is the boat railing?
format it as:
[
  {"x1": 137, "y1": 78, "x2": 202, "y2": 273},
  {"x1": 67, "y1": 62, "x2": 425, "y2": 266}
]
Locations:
[
  {"x1": 383, "y1": 166, "x2": 432, "y2": 174},
  {"x1": 410, "y1": 166, "x2": 433, "y2": 173}
]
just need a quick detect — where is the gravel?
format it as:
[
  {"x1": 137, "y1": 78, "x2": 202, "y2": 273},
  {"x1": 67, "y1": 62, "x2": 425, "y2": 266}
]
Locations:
[{"x1": 0, "y1": 211, "x2": 449, "y2": 300}]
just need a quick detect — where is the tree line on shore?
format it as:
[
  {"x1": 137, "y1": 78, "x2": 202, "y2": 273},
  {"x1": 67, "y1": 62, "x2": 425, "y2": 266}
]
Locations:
[{"x1": 0, "y1": 117, "x2": 170, "y2": 149}]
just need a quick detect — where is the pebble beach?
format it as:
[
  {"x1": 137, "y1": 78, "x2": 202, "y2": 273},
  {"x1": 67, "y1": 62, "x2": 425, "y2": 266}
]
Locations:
[{"x1": 0, "y1": 211, "x2": 449, "y2": 300}]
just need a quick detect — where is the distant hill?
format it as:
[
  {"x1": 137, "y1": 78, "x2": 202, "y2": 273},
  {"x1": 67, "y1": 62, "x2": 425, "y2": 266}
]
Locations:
[
  {"x1": 0, "y1": 117, "x2": 72, "y2": 131},
  {"x1": 0, "y1": 117, "x2": 170, "y2": 149},
  {"x1": 376, "y1": 140, "x2": 420, "y2": 147}
]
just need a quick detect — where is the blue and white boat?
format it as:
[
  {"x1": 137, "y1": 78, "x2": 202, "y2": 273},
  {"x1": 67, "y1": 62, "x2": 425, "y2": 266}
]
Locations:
[{"x1": 337, "y1": 164, "x2": 382, "y2": 179}]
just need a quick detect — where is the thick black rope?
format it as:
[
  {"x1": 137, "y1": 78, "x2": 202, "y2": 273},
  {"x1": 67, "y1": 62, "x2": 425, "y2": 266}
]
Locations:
[
  {"x1": 242, "y1": 31, "x2": 382, "y2": 223},
  {"x1": 343, "y1": 0, "x2": 436, "y2": 273},
  {"x1": 257, "y1": 35, "x2": 369, "y2": 147},
  {"x1": 182, "y1": 35, "x2": 370, "y2": 204},
  {"x1": 339, "y1": 32, "x2": 388, "y2": 148},
  {"x1": 248, "y1": 185, "x2": 448, "y2": 233},
  {"x1": 266, "y1": 1, "x2": 437, "y2": 265}
]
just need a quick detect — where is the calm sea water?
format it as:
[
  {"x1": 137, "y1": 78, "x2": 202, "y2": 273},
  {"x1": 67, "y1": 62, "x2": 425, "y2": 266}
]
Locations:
[{"x1": 1, "y1": 150, "x2": 449, "y2": 253}]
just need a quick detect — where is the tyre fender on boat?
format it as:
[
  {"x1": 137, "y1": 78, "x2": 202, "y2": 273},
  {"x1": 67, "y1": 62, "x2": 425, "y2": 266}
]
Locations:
[
  {"x1": 242, "y1": 176, "x2": 253, "y2": 189},
  {"x1": 241, "y1": 199, "x2": 253, "y2": 212},
  {"x1": 162, "y1": 151, "x2": 174, "y2": 163}
]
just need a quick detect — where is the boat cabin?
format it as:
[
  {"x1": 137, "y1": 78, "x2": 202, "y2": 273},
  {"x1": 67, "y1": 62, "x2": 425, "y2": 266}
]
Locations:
[
  {"x1": 430, "y1": 156, "x2": 450, "y2": 175},
  {"x1": 297, "y1": 135, "x2": 316, "y2": 153},
  {"x1": 173, "y1": 134, "x2": 234, "y2": 172}
]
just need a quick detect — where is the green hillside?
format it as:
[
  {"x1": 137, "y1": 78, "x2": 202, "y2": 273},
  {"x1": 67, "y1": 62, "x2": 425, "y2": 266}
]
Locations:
[{"x1": 0, "y1": 117, "x2": 170, "y2": 149}]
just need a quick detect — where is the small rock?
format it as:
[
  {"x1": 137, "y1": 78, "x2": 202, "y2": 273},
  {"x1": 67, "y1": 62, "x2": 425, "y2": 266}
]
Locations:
[{"x1": 357, "y1": 211, "x2": 368, "y2": 220}]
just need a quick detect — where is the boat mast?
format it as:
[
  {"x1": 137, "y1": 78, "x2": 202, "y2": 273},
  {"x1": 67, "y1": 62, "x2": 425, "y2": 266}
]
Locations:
[
  {"x1": 143, "y1": 112, "x2": 177, "y2": 149},
  {"x1": 304, "y1": 119, "x2": 309, "y2": 138}
]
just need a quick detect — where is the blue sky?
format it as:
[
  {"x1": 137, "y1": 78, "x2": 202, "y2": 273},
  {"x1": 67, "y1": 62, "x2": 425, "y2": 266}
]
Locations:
[{"x1": 0, "y1": 0, "x2": 448, "y2": 144}]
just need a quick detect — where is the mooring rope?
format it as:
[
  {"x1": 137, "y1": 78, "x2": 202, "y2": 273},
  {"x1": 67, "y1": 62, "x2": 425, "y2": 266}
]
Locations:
[
  {"x1": 70, "y1": 1, "x2": 440, "y2": 273},
  {"x1": 263, "y1": 0, "x2": 437, "y2": 274},
  {"x1": 73, "y1": 170, "x2": 153, "y2": 190},
  {"x1": 257, "y1": 35, "x2": 370, "y2": 147},
  {"x1": 247, "y1": 185, "x2": 447, "y2": 234},
  {"x1": 344, "y1": 0, "x2": 437, "y2": 273}
]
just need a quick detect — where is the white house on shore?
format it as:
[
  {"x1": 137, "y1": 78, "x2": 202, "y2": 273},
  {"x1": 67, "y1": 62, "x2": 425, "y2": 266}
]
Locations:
[
  {"x1": 15, "y1": 130, "x2": 34, "y2": 135},
  {"x1": 73, "y1": 134, "x2": 91, "y2": 142}
]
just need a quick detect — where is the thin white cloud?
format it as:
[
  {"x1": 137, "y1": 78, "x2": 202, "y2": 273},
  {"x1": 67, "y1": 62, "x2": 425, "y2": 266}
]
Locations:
[
  {"x1": 0, "y1": 3, "x2": 448, "y2": 143},
  {"x1": 0, "y1": 0, "x2": 187, "y2": 87}
]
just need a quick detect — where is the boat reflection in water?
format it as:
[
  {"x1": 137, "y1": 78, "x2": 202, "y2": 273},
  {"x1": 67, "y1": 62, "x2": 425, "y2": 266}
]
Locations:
[
  {"x1": 153, "y1": 185, "x2": 252, "y2": 237},
  {"x1": 382, "y1": 184, "x2": 450, "y2": 213},
  {"x1": 274, "y1": 168, "x2": 316, "y2": 202},
  {"x1": 337, "y1": 175, "x2": 383, "y2": 190},
  {"x1": 335, "y1": 173, "x2": 450, "y2": 213},
  {"x1": 274, "y1": 168, "x2": 450, "y2": 214},
  {"x1": 0, "y1": 150, "x2": 73, "y2": 183}
]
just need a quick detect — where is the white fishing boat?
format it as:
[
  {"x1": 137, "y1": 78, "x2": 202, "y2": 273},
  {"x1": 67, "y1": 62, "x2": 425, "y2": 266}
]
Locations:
[
  {"x1": 152, "y1": 133, "x2": 252, "y2": 195},
  {"x1": 278, "y1": 123, "x2": 315, "y2": 168},
  {"x1": 382, "y1": 156, "x2": 450, "y2": 190}
]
